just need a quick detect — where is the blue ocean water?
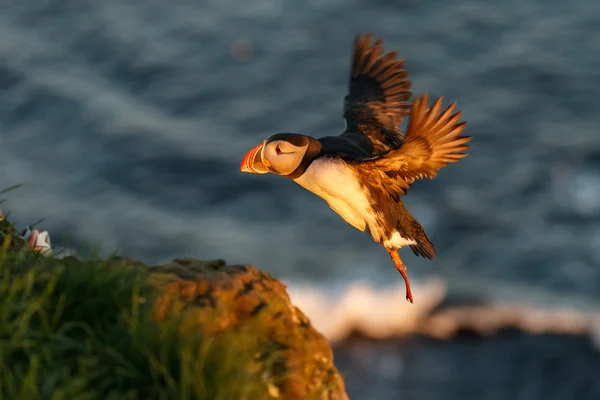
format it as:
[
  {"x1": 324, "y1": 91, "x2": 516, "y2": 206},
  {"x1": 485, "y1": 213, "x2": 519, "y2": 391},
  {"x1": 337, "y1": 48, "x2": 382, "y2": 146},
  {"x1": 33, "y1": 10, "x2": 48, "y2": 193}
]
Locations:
[{"x1": 2, "y1": 0, "x2": 600, "y2": 398}]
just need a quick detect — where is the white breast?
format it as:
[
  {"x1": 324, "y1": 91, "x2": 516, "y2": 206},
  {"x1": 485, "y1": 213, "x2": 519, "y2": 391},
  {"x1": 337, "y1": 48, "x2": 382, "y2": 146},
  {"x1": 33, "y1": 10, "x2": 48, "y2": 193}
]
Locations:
[{"x1": 293, "y1": 158, "x2": 375, "y2": 232}]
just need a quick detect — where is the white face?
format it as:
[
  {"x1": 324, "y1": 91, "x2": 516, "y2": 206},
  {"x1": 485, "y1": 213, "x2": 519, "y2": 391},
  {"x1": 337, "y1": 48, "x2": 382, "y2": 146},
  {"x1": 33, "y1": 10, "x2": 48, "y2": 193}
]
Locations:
[{"x1": 261, "y1": 140, "x2": 309, "y2": 176}]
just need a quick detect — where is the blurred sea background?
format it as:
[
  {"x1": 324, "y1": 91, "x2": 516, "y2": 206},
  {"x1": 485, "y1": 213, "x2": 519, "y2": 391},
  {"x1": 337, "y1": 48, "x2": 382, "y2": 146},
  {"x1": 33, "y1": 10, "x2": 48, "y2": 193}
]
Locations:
[{"x1": 2, "y1": 0, "x2": 600, "y2": 398}]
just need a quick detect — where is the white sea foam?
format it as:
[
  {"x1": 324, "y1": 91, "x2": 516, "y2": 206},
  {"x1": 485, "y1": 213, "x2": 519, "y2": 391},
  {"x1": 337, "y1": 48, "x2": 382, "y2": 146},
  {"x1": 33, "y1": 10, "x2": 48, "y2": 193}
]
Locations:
[{"x1": 285, "y1": 278, "x2": 600, "y2": 350}]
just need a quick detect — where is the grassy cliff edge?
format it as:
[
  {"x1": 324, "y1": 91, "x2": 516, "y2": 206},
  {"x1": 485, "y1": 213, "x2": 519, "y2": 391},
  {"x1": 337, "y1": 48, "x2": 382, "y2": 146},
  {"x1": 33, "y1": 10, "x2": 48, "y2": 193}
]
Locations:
[{"x1": 0, "y1": 215, "x2": 348, "y2": 400}]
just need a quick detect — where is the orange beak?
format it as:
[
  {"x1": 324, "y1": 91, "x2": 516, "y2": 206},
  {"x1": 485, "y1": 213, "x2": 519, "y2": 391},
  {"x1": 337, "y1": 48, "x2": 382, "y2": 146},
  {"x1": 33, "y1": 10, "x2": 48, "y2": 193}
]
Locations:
[{"x1": 240, "y1": 142, "x2": 269, "y2": 174}]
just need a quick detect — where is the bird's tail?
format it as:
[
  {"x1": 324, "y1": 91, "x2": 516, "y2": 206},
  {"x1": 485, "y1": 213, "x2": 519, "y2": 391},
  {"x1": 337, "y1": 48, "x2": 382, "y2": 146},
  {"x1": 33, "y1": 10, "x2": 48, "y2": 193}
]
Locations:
[{"x1": 410, "y1": 234, "x2": 436, "y2": 259}]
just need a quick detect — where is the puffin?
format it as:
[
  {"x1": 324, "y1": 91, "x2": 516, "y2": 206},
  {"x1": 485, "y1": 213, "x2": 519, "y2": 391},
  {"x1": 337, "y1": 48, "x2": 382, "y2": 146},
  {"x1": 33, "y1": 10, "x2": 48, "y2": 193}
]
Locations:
[
  {"x1": 240, "y1": 33, "x2": 470, "y2": 303},
  {"x1": 27, "y1": 229, "x2": 52, "y2": 256}
]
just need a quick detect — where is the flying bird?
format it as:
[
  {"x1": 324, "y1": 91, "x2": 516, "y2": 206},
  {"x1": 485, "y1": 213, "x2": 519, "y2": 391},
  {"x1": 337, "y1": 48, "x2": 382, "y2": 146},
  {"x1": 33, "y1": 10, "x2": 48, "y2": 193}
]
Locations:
[{"x1": 240, "y1": 33, "x2": 470, "y2": 303}]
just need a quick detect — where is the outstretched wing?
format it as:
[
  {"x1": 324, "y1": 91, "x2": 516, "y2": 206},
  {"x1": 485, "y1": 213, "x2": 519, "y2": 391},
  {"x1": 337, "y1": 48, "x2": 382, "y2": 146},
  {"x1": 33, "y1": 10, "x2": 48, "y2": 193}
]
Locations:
[
  {"x1": 340, "y1": 33, "x2": 413, "y2": 154},
  {"x1": 351, "y1": 94, "x2": 470, "y2": 201}
]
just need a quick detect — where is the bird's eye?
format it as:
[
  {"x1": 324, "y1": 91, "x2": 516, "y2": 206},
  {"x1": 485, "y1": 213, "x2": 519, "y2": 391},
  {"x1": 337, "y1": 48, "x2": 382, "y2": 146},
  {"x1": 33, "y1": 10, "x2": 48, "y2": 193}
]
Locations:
[{"x1": 275, "y1": 146, "x2": 282, "y2": 155}]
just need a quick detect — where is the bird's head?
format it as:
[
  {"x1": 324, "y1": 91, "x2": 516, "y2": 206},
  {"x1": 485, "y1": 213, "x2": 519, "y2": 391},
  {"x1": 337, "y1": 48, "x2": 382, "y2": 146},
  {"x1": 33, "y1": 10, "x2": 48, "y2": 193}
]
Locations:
[{"x1": 240, "y1": 133, "x2": 321, "y2": 178}]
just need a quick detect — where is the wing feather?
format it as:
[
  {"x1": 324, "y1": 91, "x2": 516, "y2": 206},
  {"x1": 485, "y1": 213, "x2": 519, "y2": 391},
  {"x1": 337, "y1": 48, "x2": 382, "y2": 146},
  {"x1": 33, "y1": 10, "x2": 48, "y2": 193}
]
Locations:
[
  {"x1": 341, "y1": 33, "x2": 413, "y2": 153},
  {"x1": 351, "y1": 94, "x2": 470, "y2": 200}
]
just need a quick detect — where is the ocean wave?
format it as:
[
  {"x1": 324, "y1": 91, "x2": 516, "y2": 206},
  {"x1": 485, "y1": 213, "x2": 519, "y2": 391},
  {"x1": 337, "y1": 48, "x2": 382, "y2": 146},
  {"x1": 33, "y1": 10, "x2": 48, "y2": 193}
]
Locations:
[{"x1": 285, "y1": 277, "x2": 600, "y2": 350}]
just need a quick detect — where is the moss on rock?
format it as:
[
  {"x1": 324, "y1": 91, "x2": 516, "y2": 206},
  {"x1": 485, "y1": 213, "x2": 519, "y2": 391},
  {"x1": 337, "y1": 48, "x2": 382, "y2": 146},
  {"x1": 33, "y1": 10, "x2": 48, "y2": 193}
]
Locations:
[
  {"x1": 0, "y1": 216, "x2": 348, "y2": 400},
  {"x1": 149, "y1": 258, "x2": 347, "y2": 399}
]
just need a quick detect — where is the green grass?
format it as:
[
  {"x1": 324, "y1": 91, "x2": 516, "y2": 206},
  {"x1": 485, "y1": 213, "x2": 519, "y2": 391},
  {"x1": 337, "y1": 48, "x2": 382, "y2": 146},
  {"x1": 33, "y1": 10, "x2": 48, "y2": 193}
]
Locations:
[
  {"x1": 0, "y1": 190, "x2": 345, "y2": 400},
  {"x1": 0, "y1": 235, "x2": 287, "y2": 400}
]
